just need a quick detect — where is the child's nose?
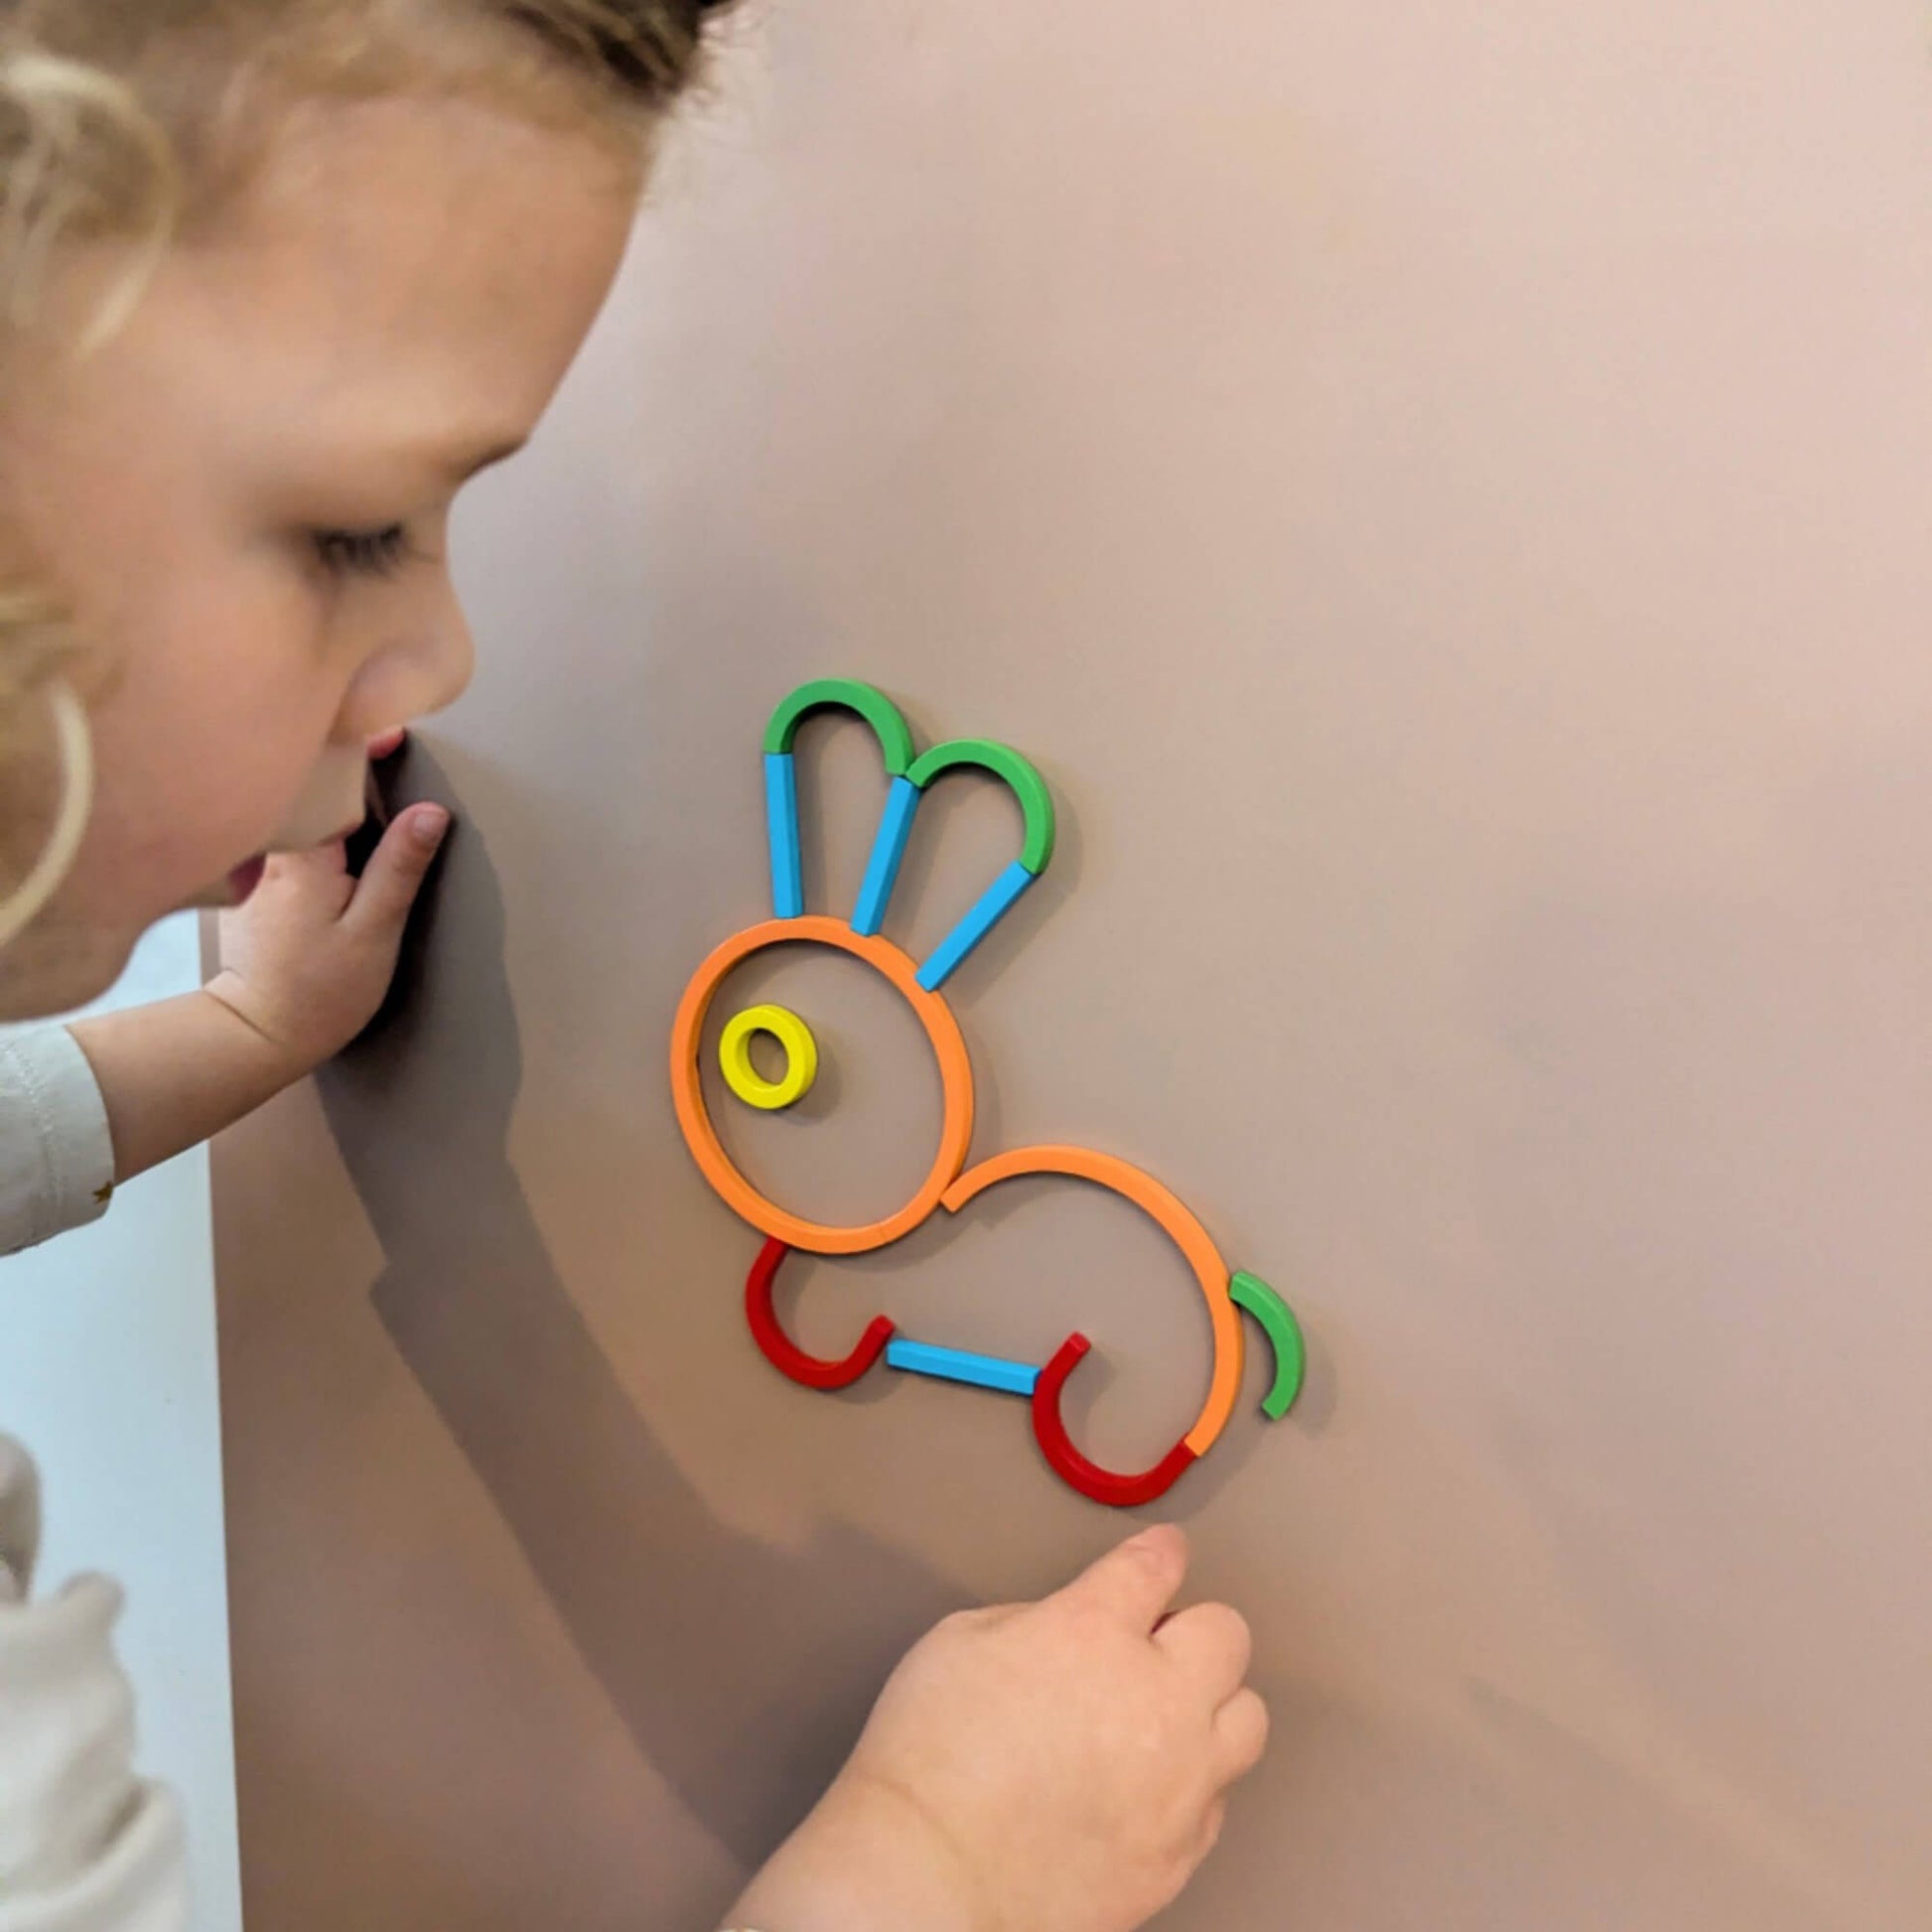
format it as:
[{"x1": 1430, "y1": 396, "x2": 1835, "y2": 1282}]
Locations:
[
  {"x1": 339, "y1": 605, "x2": 474, "y2": 742},
  {"x1": 410, "y1": 587, "x2": 476, "y2": 718}
]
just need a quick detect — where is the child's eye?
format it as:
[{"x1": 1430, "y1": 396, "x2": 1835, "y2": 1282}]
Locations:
[{"x1": 311, "y1": 523, "x2": 413, "y2": 580}]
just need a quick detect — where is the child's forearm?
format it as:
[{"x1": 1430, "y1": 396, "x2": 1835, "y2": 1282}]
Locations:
[
  {"x1": 69, "y1": 989, "x2": 307, "y2": 1182},
  {"x1": 725, "y1": 1777, "x2": 980, "y2": 1932}
]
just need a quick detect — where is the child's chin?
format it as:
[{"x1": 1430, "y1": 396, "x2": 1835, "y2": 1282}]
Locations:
[{"x1": 0, "y1": 919, "x2": 138, "y2": 1023}]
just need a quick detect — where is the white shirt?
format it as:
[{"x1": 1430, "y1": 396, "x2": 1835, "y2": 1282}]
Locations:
[{"x1": 1, "y1": 1027, "x2": 190, "y2": 1932}]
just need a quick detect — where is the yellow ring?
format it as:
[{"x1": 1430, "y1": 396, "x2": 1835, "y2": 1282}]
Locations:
[{"x1": 719, "y1": 1004, "x2": 819, "y2": 1111}]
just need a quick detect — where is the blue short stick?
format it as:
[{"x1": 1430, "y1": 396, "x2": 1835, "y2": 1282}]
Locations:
[
  {"x1": 854, "y1": 776, "x2": 921, "y2": 936},
  {"x1": 916, "y1": 860, "x2": 1035, "y2": 992},
  {"x1": 764, "y1": 752, "x2": 803, "y2": 919},
  {"x1": 885, "y1": 1338, "x2": 1040, "y2": 1398}
]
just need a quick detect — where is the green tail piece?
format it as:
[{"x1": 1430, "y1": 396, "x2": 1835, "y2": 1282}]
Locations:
[{"x1": 1230, "y1": 1271, "x2": 1307, "y2": 1421}]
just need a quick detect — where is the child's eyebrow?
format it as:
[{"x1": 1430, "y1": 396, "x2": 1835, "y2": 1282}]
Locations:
[{"x1": 321, "y1": 428, "x2": 530, "y2": 497}]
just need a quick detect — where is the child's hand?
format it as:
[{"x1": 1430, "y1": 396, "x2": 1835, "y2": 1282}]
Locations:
[
  {"x1": 729, "y1": 1526, "x2": 1266, "y2": 1932},
  {"x1": 207, "y1": 802, "x2": 450, "y2": 1080},
  {"x1": 65, "y1": 765, "x2": 449, "y2": 1184}
]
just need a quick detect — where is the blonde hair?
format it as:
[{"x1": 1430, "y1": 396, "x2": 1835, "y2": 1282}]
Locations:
[{"x1": 0, "y1": 0, "x2": 731, "y2": 937}]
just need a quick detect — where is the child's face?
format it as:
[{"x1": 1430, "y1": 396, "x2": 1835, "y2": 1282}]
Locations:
[{"x1": 0, "y1": 90, "x2": 640, "y2": 1015}]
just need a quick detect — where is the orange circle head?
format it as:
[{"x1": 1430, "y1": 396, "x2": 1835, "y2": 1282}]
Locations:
[{"x1": 669, "y1": 915, "x2": 975, "y2": 1256}]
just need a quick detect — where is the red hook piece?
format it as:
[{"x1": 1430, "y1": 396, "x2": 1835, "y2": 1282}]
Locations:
[
  {"x1": 1031, "y1": 1334, "x2": 1198, "y2": 1508},
  {"x1": 744, "y1": 1237, "x2": 896, "y2": 1391}
]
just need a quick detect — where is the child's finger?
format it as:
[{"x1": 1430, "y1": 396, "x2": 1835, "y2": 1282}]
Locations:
[
  {"x1": 263, "y1": 843, "x2": 354, "y2": 923},
  {"x1": 1061, "y1": 1524, "x2": 1190, "y2": 1633},
  {"x1": 1153, "y1": 1600, "x2": 1252, "y2": 1705},
  {"x1": 267, "y1": 840, "x2": 348, "y2": 883},
  {"x1": 344, "y1": 804, "x2": 450, "y2": 937},
  {"x1": 1211, "y1": 1687, "x2": 1270, "y2": 1784}
]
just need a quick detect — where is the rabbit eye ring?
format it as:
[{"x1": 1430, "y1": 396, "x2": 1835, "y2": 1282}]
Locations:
[{"x1": 720, "y1": 1004, "x2": 818, "y2": 1110}]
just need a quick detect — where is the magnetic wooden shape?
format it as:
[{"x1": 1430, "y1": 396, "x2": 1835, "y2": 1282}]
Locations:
[
  {"x1": 670, "y1": 916, "x2": 976, "y2": 1256},
  {"x1": 746, "y1": 1237, "x2": 895, "y2": 1390},
  {"x1": 761, "y1": 678, "x2": 917, "y2": 776},
  {"x1": 854, "y1": 775, "x2": 921, "y2": 936},
  {"x1": 1229, "y1": 1270, "x2": 1307, "y2": 1421},
  {"x1": 763, "y1": 753, "x2": 804, "y2": 919},
  {"x1": 884, "y1": 1337, "x2": 1040, "y2": 1397},
  {"x1": 719, "y1": 1003, "x2": 819, "y2": 1111},
  {"x1": 905, "y1": 738, "x2": 1057, "y2": 874},
  {"x1": 916, "y1": 860, "x2": 1035, "y2": 992},
  {"x1": 1031, "y1": 1334, "x2": 1198, "y2": 1507},
  {"x1": 941, "y1": 1146, "x2": 1245, "y2": 1458}
]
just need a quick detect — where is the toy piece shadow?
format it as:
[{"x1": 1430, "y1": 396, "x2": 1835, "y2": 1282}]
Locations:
[{"x1": 316, "y1": 744, "x2": 967, "y2": 1872}]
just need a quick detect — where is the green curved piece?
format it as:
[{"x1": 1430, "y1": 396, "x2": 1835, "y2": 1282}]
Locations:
[
  {"x1": 762, "y1": 678, "x2": 917, "y2": 777},
  {"x1": 1230, "y1": 1271, "x2": 1306, "y2": 1421},
  {"x1": 905, "y1": 739, "x2": 1056, "y2": 875}
]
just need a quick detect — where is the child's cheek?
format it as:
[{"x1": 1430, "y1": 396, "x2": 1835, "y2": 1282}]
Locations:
[{"x1": 77, "y1": 676, "x2": 327, "y2": 921}]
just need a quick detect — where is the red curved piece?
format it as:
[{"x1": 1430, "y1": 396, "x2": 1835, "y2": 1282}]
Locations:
[
  {"x1": 745, "y1": 1236, "x2": 896, "y2": 1391},
  {"x1": 1031, "y1": 1334, "x2": 1199, "y2": 1508}
]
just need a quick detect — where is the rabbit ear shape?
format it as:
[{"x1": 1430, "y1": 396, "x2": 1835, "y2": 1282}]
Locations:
[
  {"x1": 852, "y1": 738, "x2": 1056, "y2": 990},
  {"x1": 909, "y1": 741, "x2": 1057, "y2": 871},
  {"x1": 760, "y1": 679, "x2": 917, "y2": 919}
]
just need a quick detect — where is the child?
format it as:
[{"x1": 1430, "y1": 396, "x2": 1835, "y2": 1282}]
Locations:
[{"x1": 0, "y1": 6, "x2": 1268, "y2": 1929}]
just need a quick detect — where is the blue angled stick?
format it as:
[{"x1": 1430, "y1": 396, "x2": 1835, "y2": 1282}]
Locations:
[
  {"x1": 854, "y1": 776, "x2": 921, "y2": 936},
  {"x1": 764, "y1": 752, "x2": 803, "y2": 918},
  {"x1": 916, "y1": 860, "x2": 1036, "y2": 992},
  {"x1": 885, "y1": 1338, "x2": 1040, "y2": 1398}
]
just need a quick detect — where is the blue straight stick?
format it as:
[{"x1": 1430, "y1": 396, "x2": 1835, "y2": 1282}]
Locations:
[
  {"x1": 854, "y1": 776, "x2": 921, "y2": 935},
  {"x1": 885, "y1": 1338, "x2": 1040, "y2": 1398},
  {"x1": 916, "y1": 859, "x2": 1035, "y2": 992},
  {"x1": 764, "y1": 752, "x2": 803, "y2": 918}
]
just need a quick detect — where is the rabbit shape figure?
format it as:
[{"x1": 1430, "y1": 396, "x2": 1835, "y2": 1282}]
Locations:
[{"x1": 669, "y1": 678, "x2": 1306, "y2": 1506}]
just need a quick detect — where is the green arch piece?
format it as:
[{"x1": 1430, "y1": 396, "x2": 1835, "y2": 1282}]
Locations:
[
  {"x1": 762, "y1": 678, "x2": 917, "y2": 777},
  {"x1": 905, "y1": 739, "x2": 1056, "y2": 875},
  {"x1": 1230, "y1": 1271, "x2": 1306, "y2": 1421}
]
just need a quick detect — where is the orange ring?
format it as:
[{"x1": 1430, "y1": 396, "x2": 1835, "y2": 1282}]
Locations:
[
  {"x1": 941, "y1": 1146, "x2": 1245, "y2": 1457},
  {"x1": 670, "y1": 916, "x2": 976, "y2": 1256}
]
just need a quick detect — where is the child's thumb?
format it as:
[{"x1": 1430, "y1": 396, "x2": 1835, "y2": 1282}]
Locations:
[{"x1": 345, "y1": 804, "x2": 450, "y2": 937}]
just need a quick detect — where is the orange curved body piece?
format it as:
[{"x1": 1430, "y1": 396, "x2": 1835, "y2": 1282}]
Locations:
[
  {"x1": 941, "y1": 1146, "x2": 1245, "y2": 1457},
  {"x1": 669, "y1": 916, "x2": 976, "y2": 1256}
]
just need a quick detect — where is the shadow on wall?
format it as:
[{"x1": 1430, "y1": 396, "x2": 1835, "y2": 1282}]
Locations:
[{"x1": 315, "y1": 744, "x2": 969, "y2": 1872}]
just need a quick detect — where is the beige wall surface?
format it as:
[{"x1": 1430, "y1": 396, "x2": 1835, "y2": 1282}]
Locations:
[{"x1": 213, "y1": 6, "x2": 1932, "y2": 1926}]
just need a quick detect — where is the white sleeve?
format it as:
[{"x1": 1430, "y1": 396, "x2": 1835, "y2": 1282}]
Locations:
[
  {"x1": 0, "y1": 1030, "x2": 114, "y2": 1260},
  {"x1": 0, "y1": 1439, "x2": 189, "y2": 1932}
]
